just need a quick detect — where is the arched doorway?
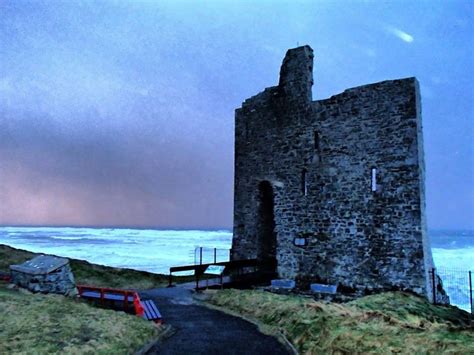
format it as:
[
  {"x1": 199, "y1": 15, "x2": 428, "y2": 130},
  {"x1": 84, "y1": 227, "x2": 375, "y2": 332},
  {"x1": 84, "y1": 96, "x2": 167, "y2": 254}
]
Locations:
[{"x1": 257, "y1": 181, "x2": 277, "y2": 272}]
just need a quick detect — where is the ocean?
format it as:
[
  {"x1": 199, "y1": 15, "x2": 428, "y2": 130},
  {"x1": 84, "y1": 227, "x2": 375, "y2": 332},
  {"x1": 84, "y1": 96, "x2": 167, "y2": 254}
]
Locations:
[{"x1": 0, "y1": 227, "x2": 472, "y2": 311}]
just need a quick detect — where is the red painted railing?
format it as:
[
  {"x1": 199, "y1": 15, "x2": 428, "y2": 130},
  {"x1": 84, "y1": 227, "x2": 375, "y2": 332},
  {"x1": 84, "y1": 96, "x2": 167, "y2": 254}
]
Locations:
[
  {"x1": 77, "y1": 284, "x2": 144, "y2": 317},
  {"x1": 0, "y1": 273, "x2": 11, "y2": 282}
]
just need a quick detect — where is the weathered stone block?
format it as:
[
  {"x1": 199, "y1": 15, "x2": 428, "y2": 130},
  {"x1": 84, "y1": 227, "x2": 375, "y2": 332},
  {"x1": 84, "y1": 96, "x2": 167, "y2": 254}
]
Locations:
[
  {"x1": 271, "y1": 279, "x2": 296, "y2": 289},
  {"x1": 310, "y1": 283, "x2": 337, "y2": 294}
]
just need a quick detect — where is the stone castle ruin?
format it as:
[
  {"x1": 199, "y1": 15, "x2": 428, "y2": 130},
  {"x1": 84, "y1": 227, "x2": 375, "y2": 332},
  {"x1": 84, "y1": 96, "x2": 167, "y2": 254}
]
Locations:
[{"x1": 232, "y1": 45, "x2": 443, "y2": 301}]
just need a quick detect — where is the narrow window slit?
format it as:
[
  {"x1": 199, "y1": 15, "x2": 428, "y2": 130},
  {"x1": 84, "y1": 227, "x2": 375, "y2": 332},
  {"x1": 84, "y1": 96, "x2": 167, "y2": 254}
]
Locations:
[
  {"x1": 302, "y1": 169, "x2": 308, "y2": 196},
  {"x1": 314, "y1": 131, "x2": 321, "y2": 163},
  {"x1": 314, "y1": 131, "x2": 320, "y2": 152},
  {"x1": 371, "y1": 168, "x2": 377, "y2": 192}
]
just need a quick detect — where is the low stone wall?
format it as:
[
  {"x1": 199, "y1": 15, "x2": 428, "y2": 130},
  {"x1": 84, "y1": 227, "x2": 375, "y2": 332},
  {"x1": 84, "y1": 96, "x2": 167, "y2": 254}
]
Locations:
[{"x1": 10, "y1": 255, "x2": 77, "y2": 296}]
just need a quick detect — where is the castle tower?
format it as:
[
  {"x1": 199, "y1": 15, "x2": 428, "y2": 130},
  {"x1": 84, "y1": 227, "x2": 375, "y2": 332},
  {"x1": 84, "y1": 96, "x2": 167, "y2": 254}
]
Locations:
[
  {"x1": 232, "y1": 45, "x2": 441, "y2": 301},
  {"x1": 278, "y1": 45, "x2": 314, "y2": 102}
]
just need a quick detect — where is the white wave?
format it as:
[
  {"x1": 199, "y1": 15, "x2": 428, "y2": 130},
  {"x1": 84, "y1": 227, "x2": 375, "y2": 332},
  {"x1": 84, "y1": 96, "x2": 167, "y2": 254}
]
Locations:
[
  {"x1": 0, "y1": 226, "x2": 232, "y2": 274},
  {"x1": 49, "y1": 235, "x2": 87, "y2": 240},
  {"x1": 432, "y1": 247, "x2": 474, "y2": 271},
  {"x1": 1, "y1": 227, "x2": 472, "y2": 311}
]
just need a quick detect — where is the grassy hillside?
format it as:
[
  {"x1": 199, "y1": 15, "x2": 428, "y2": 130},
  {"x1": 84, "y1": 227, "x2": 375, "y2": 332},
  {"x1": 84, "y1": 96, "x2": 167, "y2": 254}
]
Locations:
[
  {"x1": 5, "y1": 244, "x2": 472, "y2": 353},
  {"x1": 207, "y1": 289, "x2": 474, "y2": 354},
  {"x1": 0, "y1": 244, "x2": 169, "y2": 289},
  {"x1": 0, "y1": 286, "x2": 163, "y2": 354},
  {"x1": 0, "y1": 244, "x2": 174, "y2": 353}
]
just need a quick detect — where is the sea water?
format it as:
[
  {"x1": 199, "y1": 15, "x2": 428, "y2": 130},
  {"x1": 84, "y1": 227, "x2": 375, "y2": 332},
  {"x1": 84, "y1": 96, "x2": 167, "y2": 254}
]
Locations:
[
  {"x1": 0, "y1": 227, "x2": 232, "y2": 273},
  {"x1": 0, "y1": 227, "x2": 472, "y2": 311}
]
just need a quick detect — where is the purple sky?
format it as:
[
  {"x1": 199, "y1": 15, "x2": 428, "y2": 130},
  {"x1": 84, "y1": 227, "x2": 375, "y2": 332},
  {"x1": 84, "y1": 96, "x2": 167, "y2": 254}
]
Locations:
[{"x1": 0, "y1": 1, "x2": 473, "y2": 229}]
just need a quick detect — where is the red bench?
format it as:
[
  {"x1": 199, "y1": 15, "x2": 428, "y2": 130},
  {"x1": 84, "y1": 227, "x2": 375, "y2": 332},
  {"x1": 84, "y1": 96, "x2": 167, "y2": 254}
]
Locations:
[
  {"x1": 134, "y1": 292, "x2": 162, "y2": 324},
  {"x1": 77, "y1": 285, "x2": 162, "y2": 324}
]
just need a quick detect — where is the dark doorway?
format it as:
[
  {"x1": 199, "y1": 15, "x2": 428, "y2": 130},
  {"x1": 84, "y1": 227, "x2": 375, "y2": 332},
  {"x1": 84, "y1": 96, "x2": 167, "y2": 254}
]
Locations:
[{"x1": 257, "y1": 181, "x2": 277, "y2": 272}]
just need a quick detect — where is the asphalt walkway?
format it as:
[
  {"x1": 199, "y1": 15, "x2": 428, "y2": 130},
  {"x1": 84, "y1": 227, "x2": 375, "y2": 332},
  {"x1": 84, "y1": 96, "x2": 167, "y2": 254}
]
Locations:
[{"x1": 139, "y1": 287, "x2": 291, "y2": 355}]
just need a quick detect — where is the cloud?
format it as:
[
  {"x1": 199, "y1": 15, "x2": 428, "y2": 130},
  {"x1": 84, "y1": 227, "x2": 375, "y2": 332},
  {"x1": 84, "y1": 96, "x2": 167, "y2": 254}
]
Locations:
[
  {"x1": 0, "y1": 111, "x2": 233, "y2": 228},
  {"x1": 384, "y1": 25, "x2": 414, "y2": 43}
]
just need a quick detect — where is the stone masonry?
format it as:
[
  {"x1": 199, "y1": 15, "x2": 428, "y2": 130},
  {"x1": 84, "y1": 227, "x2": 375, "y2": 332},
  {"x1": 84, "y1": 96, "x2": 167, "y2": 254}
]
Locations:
[
  {"x1": 10, "y1": 255, "x2": 77, "y2": 296},
  {"x1": 232, "y1": 45, "x2": 443, "y2": 301}
]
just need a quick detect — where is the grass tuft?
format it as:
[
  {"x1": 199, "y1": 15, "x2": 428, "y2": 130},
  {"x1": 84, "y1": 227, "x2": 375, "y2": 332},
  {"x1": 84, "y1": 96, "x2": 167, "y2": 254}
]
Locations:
[
  {"x1": 0, "y1": 244, "x2": 173, "y2": 354},
  {"x1": 207, "y1": 289, "x2": 474, "y2": 354},
  {"x1": 0, "y1": 286, "x2": 162, "y2": 354}
]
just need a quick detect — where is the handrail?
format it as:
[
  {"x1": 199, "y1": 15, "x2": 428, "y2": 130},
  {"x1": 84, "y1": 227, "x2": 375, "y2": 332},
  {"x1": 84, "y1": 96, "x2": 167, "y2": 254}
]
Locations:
[
  {"x1": 168, "y1": 258, "x2": 277, "y2": 288},
  {"x1": 76, "y1": 284, "x2": 134, "y2": 293},
  {"x1": 0, "y1": 272, "x2": 11, "y2": 282},
  {"x1": 169, "y1": 258, "x2": 262, "y2": 273}
]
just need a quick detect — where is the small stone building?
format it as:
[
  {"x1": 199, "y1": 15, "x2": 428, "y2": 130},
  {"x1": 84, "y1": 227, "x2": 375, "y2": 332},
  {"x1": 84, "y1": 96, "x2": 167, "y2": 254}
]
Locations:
[
  {"x1": 232, "y1": 45, "x2": 440, "y2": 301},
  {"x1": 10, "y1": 255, "x2": 76, "y2": 296}
]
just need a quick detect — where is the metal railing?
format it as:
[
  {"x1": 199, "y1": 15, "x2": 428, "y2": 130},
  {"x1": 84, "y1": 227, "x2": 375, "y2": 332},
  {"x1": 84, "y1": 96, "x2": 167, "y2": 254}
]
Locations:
[
  {"x1": 168, "y1": 257, "x2": 277, "y2": 289},
  {"x1": 191, "y1": 246, "x2": 230, "y2": 265},
  {"x1": 431, "y1": 267, "x2": 473, "y2": 313}
]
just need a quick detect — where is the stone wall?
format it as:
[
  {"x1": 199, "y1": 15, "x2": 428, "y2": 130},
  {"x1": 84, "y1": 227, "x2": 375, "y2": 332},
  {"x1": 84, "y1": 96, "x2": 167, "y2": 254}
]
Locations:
[
  {"x1": 232, "y1": 45, "x2": 440, "y2": 301},
  {"x1": 10, "y1": 256, "x2": 77, "y2": 296}
]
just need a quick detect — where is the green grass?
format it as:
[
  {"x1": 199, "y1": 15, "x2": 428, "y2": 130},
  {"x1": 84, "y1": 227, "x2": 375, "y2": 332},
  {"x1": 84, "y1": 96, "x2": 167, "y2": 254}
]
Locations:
[
  {"x1": 0, "y1": 244, "x2": 178, "y2": 353},
  {"x1": 206, "y1": 289, "x2": 474, "y2": 354},
  {"x1": 7, "y1": 243, "x2": 471, "y2": 353},
  {"x1": 0, "y1": 286, "x2": 163, "y2": 354}
]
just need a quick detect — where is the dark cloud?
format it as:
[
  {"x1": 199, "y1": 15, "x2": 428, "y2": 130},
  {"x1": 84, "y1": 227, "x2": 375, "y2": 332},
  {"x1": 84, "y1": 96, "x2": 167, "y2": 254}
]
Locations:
[
  {"x1": 0, "y1": 108, "x2": 233, "y2": 228},
  {"x1": 0, "y1": 1, "x2": 472, "y2": 229}
]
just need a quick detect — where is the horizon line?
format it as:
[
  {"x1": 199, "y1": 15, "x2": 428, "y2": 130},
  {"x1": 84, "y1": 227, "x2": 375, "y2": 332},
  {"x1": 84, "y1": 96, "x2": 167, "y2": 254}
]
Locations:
[
  {"x1": 0, "y1": 224, "x2": 472, "y2": 233},
  {"x1": 0, "y1": 224, "x2": 232, "y2": 231}
]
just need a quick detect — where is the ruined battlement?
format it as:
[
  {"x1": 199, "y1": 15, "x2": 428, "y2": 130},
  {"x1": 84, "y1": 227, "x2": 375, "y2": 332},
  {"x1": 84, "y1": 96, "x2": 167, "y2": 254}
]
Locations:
[
  {"x1": 278, "y1": 45, "x2": 314, "y2": 102},
  {"x1": 232, "y1": 45, "x2": 439, "y2": 301}
]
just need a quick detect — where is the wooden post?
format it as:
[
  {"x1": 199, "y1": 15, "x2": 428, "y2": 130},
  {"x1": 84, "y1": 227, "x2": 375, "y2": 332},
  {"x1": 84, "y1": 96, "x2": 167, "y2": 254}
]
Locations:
[
  {"x1": 200, "y1": 247, "x2": 203, "y2": 265},
  {"x1": 214, "y1": 248, "x2": 217, "y2": 264}
]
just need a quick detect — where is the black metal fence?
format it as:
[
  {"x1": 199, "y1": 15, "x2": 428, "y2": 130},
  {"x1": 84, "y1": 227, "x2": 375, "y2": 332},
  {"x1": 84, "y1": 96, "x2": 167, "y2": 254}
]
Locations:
[
  {"x1": 431, "y1": 267, "x2": 473, "y2": 313},
  {"x1": 191, "y1": 246, "x2": 230, "y2": 265}
]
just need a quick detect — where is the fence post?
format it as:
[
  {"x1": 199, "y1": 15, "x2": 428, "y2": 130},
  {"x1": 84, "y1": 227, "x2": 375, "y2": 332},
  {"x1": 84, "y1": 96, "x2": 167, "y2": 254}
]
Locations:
[
  {"x1": 195, "y1": 271, "x2": 199, "y2": 291},
  {"x1": 200, "y1": 247, "x2": 203, "y2": 265},
  {"x1": 214, "y1": 248, "x2": 217, "y2": 264},
  {"x1": 469, "y1": 270, "x2": 473, "y2": 314},
  {"x1": 431, "y1": 268, "x2": 436, "y2": 305}
]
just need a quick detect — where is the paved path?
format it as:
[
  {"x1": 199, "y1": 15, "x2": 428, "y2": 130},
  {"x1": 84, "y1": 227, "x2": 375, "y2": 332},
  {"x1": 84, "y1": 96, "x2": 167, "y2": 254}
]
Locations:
[{"x1": 139, "y1": 287, "x2": 291, "y2": 355}]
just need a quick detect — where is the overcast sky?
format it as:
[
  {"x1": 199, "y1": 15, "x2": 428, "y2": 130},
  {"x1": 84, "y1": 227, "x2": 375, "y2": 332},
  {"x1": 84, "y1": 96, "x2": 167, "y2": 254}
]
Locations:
[{"x1": 0, "y1": 0, "x2": 473, "y2": 229}]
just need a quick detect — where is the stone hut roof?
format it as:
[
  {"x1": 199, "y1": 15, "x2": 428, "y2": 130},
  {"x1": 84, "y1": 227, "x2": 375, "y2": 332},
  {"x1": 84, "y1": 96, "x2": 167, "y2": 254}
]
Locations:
[{"x1": 10, "y1": 255, "x2": 69, "y2": 275}]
